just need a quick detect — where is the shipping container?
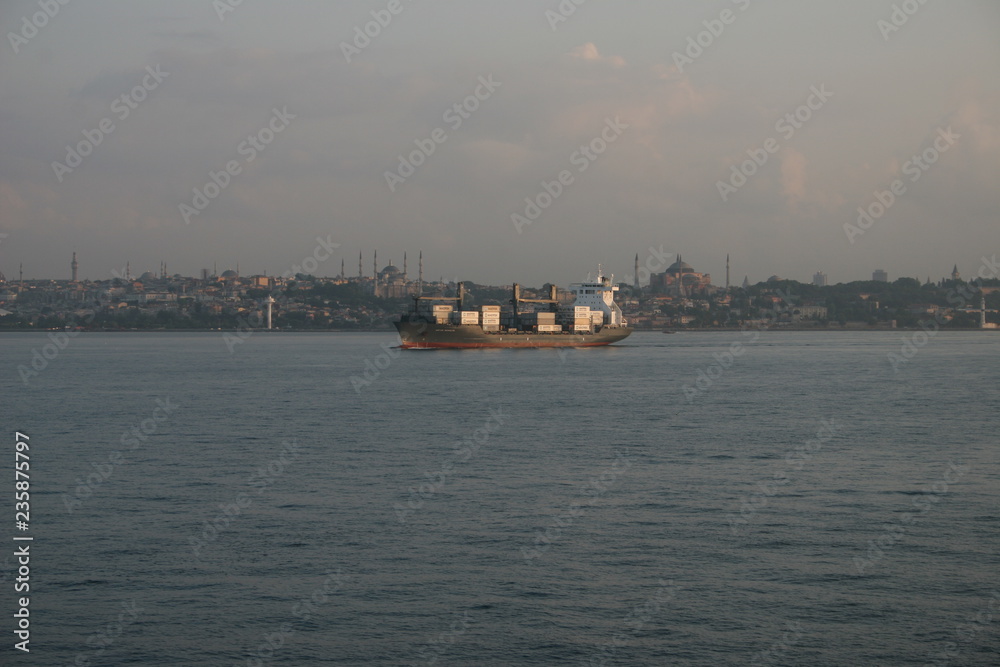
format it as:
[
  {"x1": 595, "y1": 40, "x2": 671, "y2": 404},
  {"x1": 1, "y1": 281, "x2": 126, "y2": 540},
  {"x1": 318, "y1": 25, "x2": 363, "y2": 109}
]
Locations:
[
  {"x1": 537, "y1": 324, "x2": 562, "y2": 332},
  {"x1": 480, "y1": 305, "x2": 501, "y2": 312}
]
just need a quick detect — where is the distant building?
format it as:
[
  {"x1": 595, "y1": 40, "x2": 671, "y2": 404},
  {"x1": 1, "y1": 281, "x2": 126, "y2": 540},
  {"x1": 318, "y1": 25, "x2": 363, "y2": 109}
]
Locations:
[
  {"x1": 951, "y1": 264, "x2": 960, "y2": 281},
  {"x1": 873, "y1": 269, "x2": 888, "y2": 282},
  {"x1": 812, "y1": 271, "x2": 828, "y2": 286},
  {"x1": 649, "y1": 256, "x2": 712, "y2": 297}
]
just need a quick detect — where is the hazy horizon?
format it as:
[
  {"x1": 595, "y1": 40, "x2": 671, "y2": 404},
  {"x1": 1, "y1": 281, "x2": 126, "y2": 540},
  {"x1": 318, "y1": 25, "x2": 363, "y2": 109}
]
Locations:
[{"x1": 2, "y1": 0, "x2": 998, "y2": 286}]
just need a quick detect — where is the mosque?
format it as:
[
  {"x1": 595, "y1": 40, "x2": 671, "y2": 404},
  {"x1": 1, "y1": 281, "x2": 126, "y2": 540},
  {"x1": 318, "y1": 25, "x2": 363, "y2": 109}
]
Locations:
[{"x1": 647, "y1": 255, "x2": 713, "y2": 297}]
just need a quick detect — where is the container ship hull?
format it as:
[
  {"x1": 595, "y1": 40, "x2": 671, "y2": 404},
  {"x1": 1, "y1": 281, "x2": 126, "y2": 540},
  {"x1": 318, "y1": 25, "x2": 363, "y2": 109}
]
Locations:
[{"x1": 394, "y1": 321, "x2": 631, "y2": 349}]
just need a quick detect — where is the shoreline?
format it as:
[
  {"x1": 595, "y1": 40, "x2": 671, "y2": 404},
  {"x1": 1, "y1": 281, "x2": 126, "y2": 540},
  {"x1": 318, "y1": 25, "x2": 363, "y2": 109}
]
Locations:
[{"x1": 0, "y1": 327, "x2": 996, "y2": 334}]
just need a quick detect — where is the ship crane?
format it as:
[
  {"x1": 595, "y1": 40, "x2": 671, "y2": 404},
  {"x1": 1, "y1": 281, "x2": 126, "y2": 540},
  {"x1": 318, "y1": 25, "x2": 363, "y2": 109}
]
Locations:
[
  {"x1": 510, "y1": 283, "x2": 560, "y2": 327},
  {"x1": 409, "y1": 281, "x2": 467, "y2": 312}
]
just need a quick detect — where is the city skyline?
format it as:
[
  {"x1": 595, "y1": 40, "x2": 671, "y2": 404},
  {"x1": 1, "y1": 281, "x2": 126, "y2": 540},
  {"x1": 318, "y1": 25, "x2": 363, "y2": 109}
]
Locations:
[
  {"x1": 4, "y1": 248, "x2": 985, "y2": 289},
  {"x1": 1, "y1": 1, "x2": 998, "y2": 286}
]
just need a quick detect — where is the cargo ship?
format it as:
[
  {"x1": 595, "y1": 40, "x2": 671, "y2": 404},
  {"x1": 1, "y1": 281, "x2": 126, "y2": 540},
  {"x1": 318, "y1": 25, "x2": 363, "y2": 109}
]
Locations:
[{"x1": 394, "y1": 270, "x2": 632, "y2": 349}]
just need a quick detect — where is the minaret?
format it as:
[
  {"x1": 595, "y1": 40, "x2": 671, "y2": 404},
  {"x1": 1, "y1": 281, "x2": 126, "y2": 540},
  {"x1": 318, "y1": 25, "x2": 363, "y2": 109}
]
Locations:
[
  {"x1": 675, "y1": 254, "x2": 685, "y2": 298},
  {"x1": 340, "y1": 258, "x2": 345, "y2": 280},
  {"x1": 726, "y1": 254, "x2": 730, "y2": 291},
  {"x1": 418, "y1": 251, "x2": 423, "y2": 295},
  {"x1": 71, "y1": 251, "x2": 78, "y2": 282},
  {"x1": 982, "y1": 295, "x2": 988, "y2": 329},
  {"x1": 403, "y1": 252, "x2": 407, "y2": 280},
  {"x1": 358, "y1": 251, "x2": 363, "y2": 278},
  {"x1": 634, "y1": 253, "x2": 639, "y2": 290}
]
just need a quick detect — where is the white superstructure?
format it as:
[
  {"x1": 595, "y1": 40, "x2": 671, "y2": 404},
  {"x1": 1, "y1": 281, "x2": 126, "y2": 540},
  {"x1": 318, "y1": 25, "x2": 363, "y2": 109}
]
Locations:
[{"x1": 569, "y1": 268, "x2": 626, "y2": 327}]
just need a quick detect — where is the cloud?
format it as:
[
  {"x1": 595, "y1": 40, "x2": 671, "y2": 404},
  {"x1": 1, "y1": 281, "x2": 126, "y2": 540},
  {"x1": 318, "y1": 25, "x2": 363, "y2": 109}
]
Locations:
[{"x1": 566, "y1": 42, "x2": 625, "y2": 67}]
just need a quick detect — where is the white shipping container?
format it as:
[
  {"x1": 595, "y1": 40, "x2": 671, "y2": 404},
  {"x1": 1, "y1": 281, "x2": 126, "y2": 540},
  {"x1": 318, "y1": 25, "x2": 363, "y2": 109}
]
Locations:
[
  {"x1": 481, "y1": 305, "x2": 501, "y2": 312},
  {"x1": 433, "y1": 305, "x2": 453, "y2": 312},
  {"x1": 572, "y1": 325, "x2": 591, "y2": 331},
  {"x1": 573, "y1": 306, "x2": 590, "y2": 312},
  {"x1": 537, "y1": 324, "x2": 562, "y2": 332}
]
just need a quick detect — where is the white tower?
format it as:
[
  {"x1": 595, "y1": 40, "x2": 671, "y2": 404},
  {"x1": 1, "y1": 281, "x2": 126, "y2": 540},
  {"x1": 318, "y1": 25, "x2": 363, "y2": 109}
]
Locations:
[{"x1": 265, "y1": 296, "x2": 275, "y2": 330}]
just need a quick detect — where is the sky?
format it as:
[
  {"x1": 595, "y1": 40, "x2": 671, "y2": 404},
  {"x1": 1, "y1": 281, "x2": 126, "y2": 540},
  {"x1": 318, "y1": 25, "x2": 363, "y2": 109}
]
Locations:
[{"x1": 1, "y1": 0, "x2": 998, "y2": 287}]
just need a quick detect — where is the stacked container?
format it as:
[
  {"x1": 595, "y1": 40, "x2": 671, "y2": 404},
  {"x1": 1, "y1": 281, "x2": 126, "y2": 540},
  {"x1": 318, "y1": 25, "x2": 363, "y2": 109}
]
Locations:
[
  {"x1": 432, "y1": 304, "x2": 453, "y2": 325},
  {"x1": 481, "y1": 305, "x2": 501, "y2": 332}
]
